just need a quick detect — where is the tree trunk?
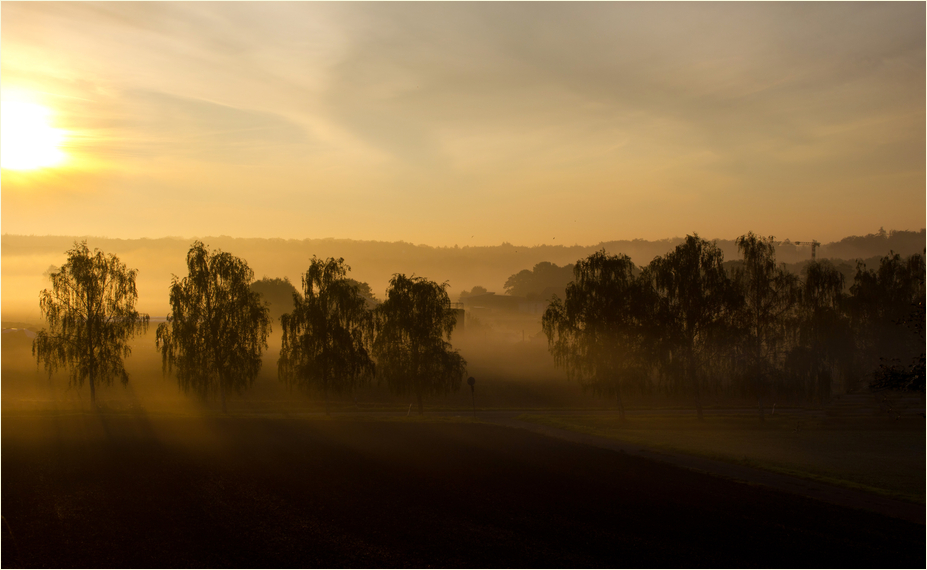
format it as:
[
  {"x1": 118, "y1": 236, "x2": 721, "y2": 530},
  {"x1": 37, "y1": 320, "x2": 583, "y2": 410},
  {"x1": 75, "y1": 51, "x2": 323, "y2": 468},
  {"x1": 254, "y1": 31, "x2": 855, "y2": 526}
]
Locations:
[
  {"x1": 324, "y1": 387, "x2": 330, "y2": 416},
  {"x1": 416, "y1": 389, "x2": 424, "y2": 416},
  {"x1": 89, "y1": 375, "x2": 96, "y2": 407},
  {"x1": 615, "y1": 389, "x2": 626, "y2": 421},
  {"x1": 220, "y1": 381, "x2": 227, "y2": 414}
]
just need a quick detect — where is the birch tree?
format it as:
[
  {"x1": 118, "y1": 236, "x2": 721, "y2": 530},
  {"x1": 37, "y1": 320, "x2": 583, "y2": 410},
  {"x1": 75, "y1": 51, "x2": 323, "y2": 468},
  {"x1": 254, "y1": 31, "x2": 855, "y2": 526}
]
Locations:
[
  {"x1": 278, "y1": 257, "x2": 375, "y2": 414},
  {"x1": 373, "y1": 274, "x2": 466, "y2": 415},
  {"x1": 156, "y1": 241, "x2": 269, "y2": 412},
  {"x1": 33, "y1": 241, "x2": 150, "y2": 405}
]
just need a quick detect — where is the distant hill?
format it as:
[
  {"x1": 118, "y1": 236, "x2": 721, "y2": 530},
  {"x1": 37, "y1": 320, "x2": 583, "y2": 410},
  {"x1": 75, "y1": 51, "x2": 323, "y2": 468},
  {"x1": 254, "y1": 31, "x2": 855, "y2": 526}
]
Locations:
[{"x1": 3, "y1": 228, "x2": 922, "y2": 321}]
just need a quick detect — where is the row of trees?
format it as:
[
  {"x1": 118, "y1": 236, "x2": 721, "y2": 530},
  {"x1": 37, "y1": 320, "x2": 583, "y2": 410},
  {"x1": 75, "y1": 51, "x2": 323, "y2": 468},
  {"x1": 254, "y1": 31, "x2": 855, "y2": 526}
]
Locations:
[
  {"x1": 543, "y1": 233, "x2": 925, "y2": 420},
  {"x1": 34, "y1": 241, "x2": 466, "y2": 414},
  {"x1": 32, "y1": 235, "x2": 924, "y2": 417}
]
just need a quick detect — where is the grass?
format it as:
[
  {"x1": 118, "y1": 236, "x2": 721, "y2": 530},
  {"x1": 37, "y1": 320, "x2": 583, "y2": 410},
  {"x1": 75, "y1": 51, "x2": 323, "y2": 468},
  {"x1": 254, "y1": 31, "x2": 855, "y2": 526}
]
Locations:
[{"x1": 517, "y1": 412, "x2": 926, "y2": 504}]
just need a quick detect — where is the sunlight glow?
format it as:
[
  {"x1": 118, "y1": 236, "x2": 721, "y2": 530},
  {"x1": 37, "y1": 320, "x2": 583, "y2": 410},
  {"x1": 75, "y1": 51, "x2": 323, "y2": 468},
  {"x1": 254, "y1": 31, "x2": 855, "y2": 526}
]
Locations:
[{"x1": 1, "y1": 100, "x2": 68, "y2": 170}]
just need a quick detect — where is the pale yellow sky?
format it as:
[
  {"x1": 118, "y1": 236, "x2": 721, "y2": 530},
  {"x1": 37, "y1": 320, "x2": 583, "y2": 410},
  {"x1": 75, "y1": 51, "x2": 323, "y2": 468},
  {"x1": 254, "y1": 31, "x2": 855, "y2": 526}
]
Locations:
[{"x1": 1, "y1": 2, "x2": 924, "y2": 246}]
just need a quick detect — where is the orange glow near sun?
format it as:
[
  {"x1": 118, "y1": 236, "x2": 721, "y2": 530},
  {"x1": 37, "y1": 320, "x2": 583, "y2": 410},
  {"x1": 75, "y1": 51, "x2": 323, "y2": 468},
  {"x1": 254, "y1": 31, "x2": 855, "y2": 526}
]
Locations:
[{"x1": 1, "y1": 99, "x2": 69, "y2": 170}]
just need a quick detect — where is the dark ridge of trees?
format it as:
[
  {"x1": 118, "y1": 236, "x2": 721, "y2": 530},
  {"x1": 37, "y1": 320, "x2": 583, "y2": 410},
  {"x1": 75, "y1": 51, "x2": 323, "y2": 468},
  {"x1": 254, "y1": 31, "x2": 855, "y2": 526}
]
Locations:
[
  {"x1": 278, "y1": 257, "x2": 375, "y2": 414},
  {"x1": 823, "y1": 228, "x2": 926, "y2": 261},
  {"x1": 373, "y1": 274, "x2": 467, "y2": 415},
  {"x1": 33, "y1": 241, "x2": 150, "y2": 405},
  {"x1": 156, "y1": 241, "x2": 270, "y2": 413}
]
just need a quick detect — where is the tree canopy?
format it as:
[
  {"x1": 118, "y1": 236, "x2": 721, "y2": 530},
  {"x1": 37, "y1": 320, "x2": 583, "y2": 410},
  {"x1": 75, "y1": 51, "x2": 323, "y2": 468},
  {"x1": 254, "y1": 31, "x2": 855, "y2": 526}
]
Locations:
[
  {"x1": 33, "y1": 241, "x2": 150, "y2": 405},
  {"x1": 373, "y1": 274, "x2": 467, "y2": 415},
  {"x1": 251, "y1": 277, "x2": 299, "y2": 323},
  {"x1": 542, "y1": 251, "x2": 651, "y2": 419},
  {"x1": 504, "y1": 262, "x2": 575, "y2": 300},
  {"x1": 649, "y1": 235, "x2": 739, "y2": 419},
  {"x1": 734, "y1": 233, "x2": 800, "y2": 419},
  {"x1": 278, "y1": 257, "x2": 375, "y2": 413},
  {"x1": 156, "y1": 241, "x2": 270, "y2": 412}
]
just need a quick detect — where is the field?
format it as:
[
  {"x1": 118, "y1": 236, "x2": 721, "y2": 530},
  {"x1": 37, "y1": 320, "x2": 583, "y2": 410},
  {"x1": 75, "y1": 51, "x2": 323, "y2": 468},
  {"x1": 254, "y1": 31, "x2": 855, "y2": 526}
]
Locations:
[
  {"x1": 518, "y1": 411, "x2": 926, "y2": 503},
  {"x1": 2, "y1": 411, "x2": 924, "y2": 568}
]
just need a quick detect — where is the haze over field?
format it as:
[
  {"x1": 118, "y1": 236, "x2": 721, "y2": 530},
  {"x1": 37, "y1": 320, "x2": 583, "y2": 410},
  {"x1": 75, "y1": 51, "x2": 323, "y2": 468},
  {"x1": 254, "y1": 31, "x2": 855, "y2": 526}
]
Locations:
[
  {"x1": 1, "y1": 2, "x2": 924, "y2": 246},
  {"x1": 2, "y1": 229, "x2": 924, "y2": 321},
  {"x1": 1, "y1": 7, "x2": 925, "y2": 566}
]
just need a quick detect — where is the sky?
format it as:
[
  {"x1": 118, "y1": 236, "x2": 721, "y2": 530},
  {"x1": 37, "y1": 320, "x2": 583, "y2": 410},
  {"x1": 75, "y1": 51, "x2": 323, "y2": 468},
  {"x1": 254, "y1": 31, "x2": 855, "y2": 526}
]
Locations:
[{"x1": 1, "y1": 2, "x2": 924, "y2": 247}]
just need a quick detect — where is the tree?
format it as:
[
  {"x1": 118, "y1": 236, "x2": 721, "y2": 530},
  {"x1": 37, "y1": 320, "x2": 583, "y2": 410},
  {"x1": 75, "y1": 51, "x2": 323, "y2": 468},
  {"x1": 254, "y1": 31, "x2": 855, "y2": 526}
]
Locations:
[
  {"x1": 784, "y1": 260, "x2": 853, "y2": 404},
  {"x1": 649, "y1": 235, "x2": 738, "y2": 420},
  {"x1": 504, "y1": 262, "x2": 575, "y2": 299},
  {"x1": 156, "y1": 241, "x2": 270, "y2": 413},
  {"x1": 850, "y1": 252, "x2": 925, "y2": 392},
  {"x1": 372, "y1": 274, "x2": 467, "y2": 415},
  {"x1": 458, "y1": 285, "x2": 488, "y2": 301},
  {"x1": 251, "y1": 277, "x2": 300, "y2": 324},
  {"x1": 345, "y1": 278, "x2": 381, "y2": 309},
  {"x1": 734, "y1": 233, "x2": 800, "y2": 420},
  {"x1": 542, "y1": 251, "x2": 653, "y2": 420},
  {"x1": 278, "y1": 257, "x2": 375, "y2": 414},
  {"x1": 33, "y1": 241, "x2": 150, "y2": 405}
]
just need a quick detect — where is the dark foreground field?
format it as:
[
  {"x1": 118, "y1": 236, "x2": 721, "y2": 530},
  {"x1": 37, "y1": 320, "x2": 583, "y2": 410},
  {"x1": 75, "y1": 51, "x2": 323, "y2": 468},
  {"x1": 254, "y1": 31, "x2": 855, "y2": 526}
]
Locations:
[{"x1": 2, "y1": 413, "x2": 924, "y2": 568}]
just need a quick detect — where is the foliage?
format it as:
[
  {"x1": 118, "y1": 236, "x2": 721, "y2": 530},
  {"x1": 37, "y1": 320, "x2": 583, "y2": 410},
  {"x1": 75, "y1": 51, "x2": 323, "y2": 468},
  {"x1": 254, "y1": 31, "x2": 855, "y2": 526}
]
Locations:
[
  {"x1": 156, "y1": 241, "x2": 270, "y2": 412},
  {"x1": 33, "y1": 241, "x2": 150, "y2": 404},
  {"x1": 733, "y1": 233, "x2": 800, "y2": 418},
  {"x1": 345, "y1": 278, "x2": 380, "y2": 309},
  {"x1": 505, "y1": 261, "x2": 575, "y2": 300},
  {"x1": 278, "y1": 257, "x2": 375, "y2": 413},
  {"x1": 458, "y1": 285, "x2": 488, "y2": 301},
  {"x1": 784, "y1": 260, "x2": 853, "y2": 403},
  {"x1": 649, "y1": 235, "x2": 739, "y2": 418},
  {"x1": 251, "y1": 277, "x2": 299, "y2": 323},
  {"x1": 373, "y1": 274, "x2": 467, "y2": 415},
  {"x1": 542, "y1": 251, "x2": 652, "y2": 419},
  {"x1": 852, "y1": 252, "x2": 926, "y2": 392}
]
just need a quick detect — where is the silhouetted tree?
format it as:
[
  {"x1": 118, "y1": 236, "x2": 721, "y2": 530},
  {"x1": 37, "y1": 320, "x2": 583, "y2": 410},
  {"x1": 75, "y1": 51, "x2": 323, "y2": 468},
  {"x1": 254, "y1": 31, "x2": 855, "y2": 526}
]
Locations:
[
  {"x1": 251, "y1": 277, "x2": 300, "y2": 324},
  {"x1": 373, "y1": 274, "x2": 467, "y2": 415},
  {"x1": 278, "y1": 257, "x2": 375, "y2": 414},
  {"x1": 33, "y1": 241, "x2": 150, "y2": 405},
  {"x1": 156, "y1": 241, "x2": 270, "y2": 413},
  {"x1": 784, "y1": 260, "x2": 853, "y2": 404},
  {"x1": 734, "y1": 233, "x2": 800, "y2": 420},
  {"x1": 649, "y1": 235, "x2": 739, "y2": 419},
  {"x1": 345, "y1": 278, "x2": 381, "y2": 309},
  {"x1": 458, "y1": 285, "x2": 488, "y2": 301},
  {"x1": 850, "y1": 252, "x2": 925, "y2": 392},
  {"x1": 505, "y1": 262, "x2": 575, "y2": 300},
  {"x1": 542, "y1": 251, "x2": 652, "y2": 420}
]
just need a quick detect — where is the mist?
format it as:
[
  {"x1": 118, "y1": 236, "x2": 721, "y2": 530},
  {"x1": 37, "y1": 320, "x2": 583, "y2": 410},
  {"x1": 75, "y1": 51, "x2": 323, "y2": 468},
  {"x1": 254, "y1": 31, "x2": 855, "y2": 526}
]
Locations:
[{"x1": 3, "y1": 1, "x2": 924, "y2": 564}]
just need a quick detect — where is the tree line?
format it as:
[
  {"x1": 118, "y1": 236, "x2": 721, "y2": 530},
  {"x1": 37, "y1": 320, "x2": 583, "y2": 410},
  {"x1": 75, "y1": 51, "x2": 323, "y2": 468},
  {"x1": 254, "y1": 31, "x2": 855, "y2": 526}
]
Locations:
[
  {"x1": 34, "y1": 241, "x2": 465, "y2": 414},
  {"x1": 543, "y1": 233, "x2": 925, "y2": 420},
  {"x1": 33, "y1": 234, "x2": 924, "y2": 417}
]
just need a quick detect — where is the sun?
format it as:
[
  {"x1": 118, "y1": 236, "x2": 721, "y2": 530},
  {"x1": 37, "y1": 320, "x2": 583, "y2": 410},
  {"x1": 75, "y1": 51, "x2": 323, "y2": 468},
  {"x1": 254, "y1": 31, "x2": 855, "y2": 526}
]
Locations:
[{"x1": 1, "y1": 100, "x2": 68, "y2": 170}]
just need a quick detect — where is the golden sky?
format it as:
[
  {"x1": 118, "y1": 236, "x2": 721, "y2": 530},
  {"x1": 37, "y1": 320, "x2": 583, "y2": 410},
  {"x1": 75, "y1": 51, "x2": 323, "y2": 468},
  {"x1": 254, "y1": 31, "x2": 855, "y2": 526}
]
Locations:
[{"x1": 1, "y1": 2, "x2": 924, "y2": 246}]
